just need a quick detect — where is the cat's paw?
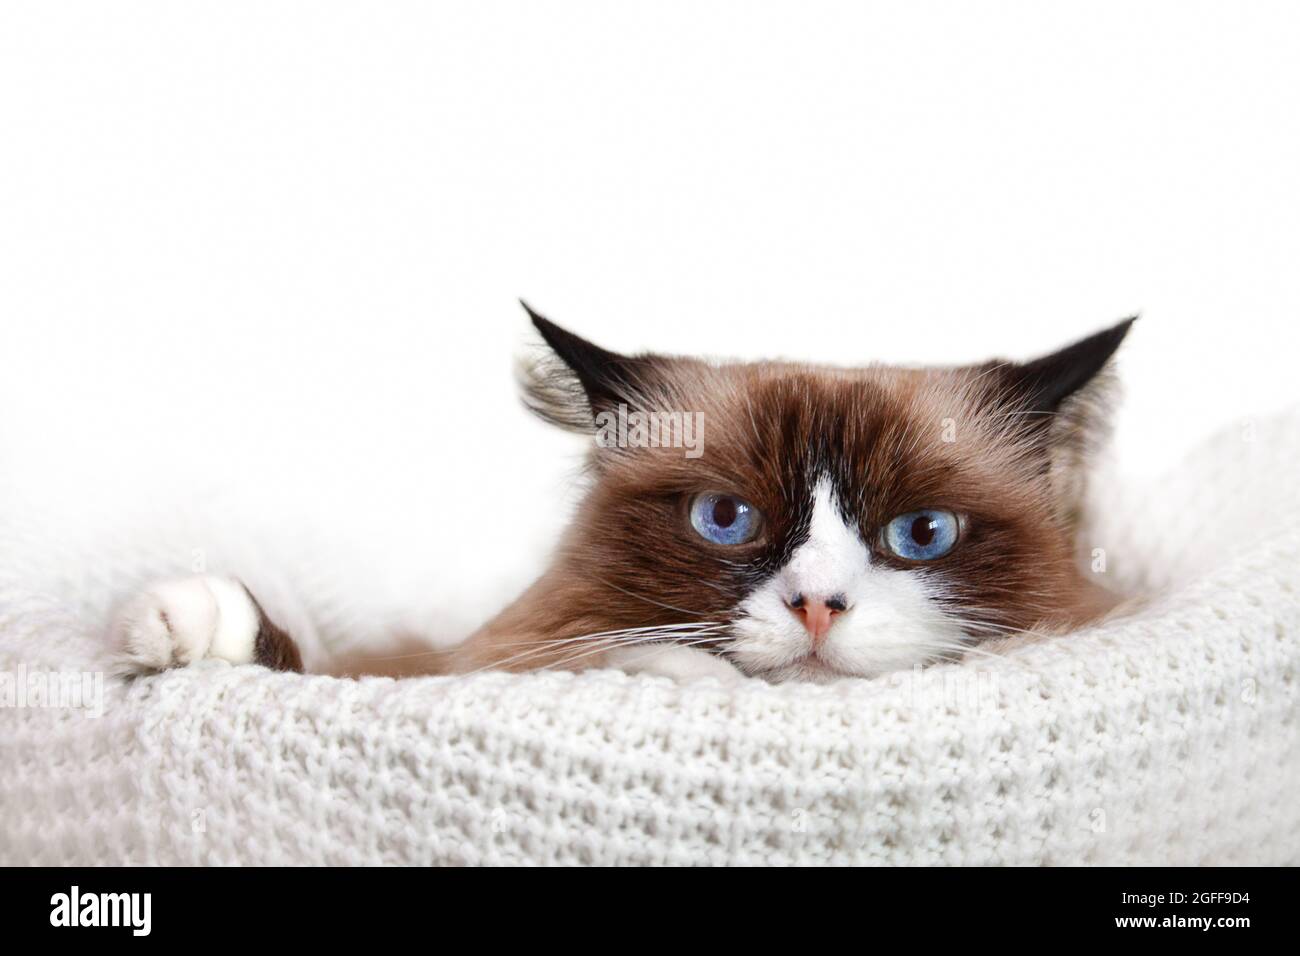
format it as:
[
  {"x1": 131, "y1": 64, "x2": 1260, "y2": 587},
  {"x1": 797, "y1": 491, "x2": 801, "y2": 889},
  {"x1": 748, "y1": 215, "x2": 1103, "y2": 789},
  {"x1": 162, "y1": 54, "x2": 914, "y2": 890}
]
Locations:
[
  {"x1": 111, "y1": 575, "x2": 260, "y2": 674},
  {"x1": 604, "y1": 643, "x2": 745, "y2": 684}
]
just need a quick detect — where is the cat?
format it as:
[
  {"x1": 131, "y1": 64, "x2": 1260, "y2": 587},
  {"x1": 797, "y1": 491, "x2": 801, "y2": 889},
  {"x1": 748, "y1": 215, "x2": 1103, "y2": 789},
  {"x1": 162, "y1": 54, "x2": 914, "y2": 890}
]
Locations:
[{"x1": 111, "y1": 304, "x2": 1132, "y2": 684}]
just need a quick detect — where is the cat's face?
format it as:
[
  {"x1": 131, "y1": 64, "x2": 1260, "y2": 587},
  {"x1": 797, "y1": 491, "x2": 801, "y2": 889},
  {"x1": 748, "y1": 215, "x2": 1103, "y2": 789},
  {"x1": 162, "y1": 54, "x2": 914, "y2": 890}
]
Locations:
[{"x1": 521, "y1": 308, "x2": 1130, "y2": 682}]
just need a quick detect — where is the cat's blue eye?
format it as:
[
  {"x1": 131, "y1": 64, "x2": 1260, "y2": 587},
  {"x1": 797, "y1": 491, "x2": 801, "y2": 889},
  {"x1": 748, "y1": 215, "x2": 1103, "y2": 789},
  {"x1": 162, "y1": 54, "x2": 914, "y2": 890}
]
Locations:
[
  {"x1": 689, "y1": 492, "x2": 762, "y2": 545},
  {"x1": 882, "y1": 509, "x2": 961, "y2": 561}
]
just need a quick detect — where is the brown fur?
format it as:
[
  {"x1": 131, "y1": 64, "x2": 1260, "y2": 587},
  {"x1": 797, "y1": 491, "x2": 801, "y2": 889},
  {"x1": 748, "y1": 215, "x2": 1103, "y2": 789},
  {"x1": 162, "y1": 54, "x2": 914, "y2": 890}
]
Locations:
[
  {"x1": 246, "y1": 586, "x2": 305, "y2": 673},
  {"x1": 445, "y1": 347, "x2": 1123, "y2": 676}
]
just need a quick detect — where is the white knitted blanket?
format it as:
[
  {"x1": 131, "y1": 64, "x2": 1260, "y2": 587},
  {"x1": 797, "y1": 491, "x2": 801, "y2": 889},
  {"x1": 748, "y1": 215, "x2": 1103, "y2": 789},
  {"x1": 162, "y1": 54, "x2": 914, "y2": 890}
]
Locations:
[{"x1": 1, "y1": 411, "x2": 1298, "y2": 866}]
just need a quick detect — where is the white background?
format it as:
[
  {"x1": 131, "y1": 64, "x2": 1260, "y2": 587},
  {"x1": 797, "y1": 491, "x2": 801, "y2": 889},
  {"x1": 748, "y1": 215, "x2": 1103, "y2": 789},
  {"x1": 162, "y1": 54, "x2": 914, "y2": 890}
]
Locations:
[{"x1": 1, "y1": 2, "x2": 1297, "y2": 637}]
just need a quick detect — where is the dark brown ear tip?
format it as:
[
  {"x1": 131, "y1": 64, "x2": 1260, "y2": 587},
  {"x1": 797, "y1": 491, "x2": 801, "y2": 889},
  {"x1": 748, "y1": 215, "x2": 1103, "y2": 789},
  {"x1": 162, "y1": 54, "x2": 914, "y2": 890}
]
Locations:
[
  {"x1": 1092, "y1": 314, "x2": 1139, "y2": 358},
  {"x1": 519, "y1": 300, "x2": 578, "y2": 357},
  {"x1": 1076, "y1": 314, "x2": 1138, "y2": 356},
  {"x1": 1085, "y1": 314, "x2": 1137, "y2": 356},
  {"x1": 518, "y1": 298, "x2": 550, "y2": 332},
  {"x1": 515, "y1": 302, "x2": 636, "y2": 414},
  {"x1": 521, "y1": 302, "x2": 597, "y2": 363},
  {"x1": 1009, "y1": 315, "x2": 1139, "y2": 415}
]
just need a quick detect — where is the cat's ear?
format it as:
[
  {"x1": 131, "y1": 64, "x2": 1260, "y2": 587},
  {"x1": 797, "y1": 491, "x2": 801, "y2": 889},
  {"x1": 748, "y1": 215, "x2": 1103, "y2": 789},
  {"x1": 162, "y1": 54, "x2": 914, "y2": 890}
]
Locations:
[
  {"x1": 517, "y1": 301, "x2": 656, "y2": 432},
  {"x1": 1002, "y1": 317, "x2": 1136, "y2": 420},
  {"x1": 990, "y1": 316, "x2": 1136, "y2": 522}
]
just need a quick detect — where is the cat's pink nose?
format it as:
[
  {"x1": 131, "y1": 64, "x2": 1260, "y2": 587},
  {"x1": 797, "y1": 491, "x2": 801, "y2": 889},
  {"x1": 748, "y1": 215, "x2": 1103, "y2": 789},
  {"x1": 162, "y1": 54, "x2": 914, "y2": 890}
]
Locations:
[{"x1": 785, "y1": 593, "x2": 848, "y2": 646}]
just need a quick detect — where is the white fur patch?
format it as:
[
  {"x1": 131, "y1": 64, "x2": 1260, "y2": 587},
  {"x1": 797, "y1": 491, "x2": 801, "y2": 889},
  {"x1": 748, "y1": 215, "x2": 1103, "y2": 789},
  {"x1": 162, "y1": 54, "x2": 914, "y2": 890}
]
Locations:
[
  {"x1": 728, "y1": 479, "x2": 967, "y2": 681},
  {"x1": 111, "y1": 575, "x2": 259, "y2": 673}
]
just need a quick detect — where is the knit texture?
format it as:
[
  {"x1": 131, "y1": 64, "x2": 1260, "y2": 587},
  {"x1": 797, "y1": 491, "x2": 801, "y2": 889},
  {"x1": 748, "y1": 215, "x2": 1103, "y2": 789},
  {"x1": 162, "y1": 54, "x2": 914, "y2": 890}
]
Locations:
[{"x1": 1, "y1": 411, "x2": 1297, "y2": 865}]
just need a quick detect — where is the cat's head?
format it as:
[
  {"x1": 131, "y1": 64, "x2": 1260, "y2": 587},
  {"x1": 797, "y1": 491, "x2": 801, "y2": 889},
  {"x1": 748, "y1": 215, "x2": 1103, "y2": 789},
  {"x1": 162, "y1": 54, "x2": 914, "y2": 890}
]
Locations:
[{"x1": 519, "y1": 303, "x2": 1132, "y2": 682}]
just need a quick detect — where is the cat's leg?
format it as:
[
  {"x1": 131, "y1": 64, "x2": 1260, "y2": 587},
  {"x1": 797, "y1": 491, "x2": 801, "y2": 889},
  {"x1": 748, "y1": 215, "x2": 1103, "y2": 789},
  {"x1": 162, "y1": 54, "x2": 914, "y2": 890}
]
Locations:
[
  {"x1": 111, "y1": 575, "x2": 303, "y2": 674},
  {"x1": 604, "y1": 643, "x2": 745, "y2": 684}
]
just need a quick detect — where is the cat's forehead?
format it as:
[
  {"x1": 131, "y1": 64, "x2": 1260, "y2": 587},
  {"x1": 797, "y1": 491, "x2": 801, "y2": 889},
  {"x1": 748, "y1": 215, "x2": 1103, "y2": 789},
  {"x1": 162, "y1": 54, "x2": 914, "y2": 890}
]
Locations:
[
  {"x1": 619, "y1": 358, "x2": 1030, "y2": 507},
  {"x1": 732, "y1": 366, "x2": 986, "y2": 488},
  {"x1": 676, "y1": 358, "x2": 963, "y2": 415},
  {"x1": 694, "y1": 362, "x2": 980, "y2": 451},
  {"x1": 724, "y1": 361, "x2": 943, "y2": 420}
]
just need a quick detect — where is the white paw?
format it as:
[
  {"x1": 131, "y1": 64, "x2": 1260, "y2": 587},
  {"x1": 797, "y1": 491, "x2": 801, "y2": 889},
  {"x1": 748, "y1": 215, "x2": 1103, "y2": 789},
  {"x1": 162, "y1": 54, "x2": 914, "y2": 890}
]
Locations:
[
  {"x1": 605, "y1": 643, "x2": 745, "y2": 684},
  {"x1": 111, "y1": 575, "x2": 259, "y2": 674}
]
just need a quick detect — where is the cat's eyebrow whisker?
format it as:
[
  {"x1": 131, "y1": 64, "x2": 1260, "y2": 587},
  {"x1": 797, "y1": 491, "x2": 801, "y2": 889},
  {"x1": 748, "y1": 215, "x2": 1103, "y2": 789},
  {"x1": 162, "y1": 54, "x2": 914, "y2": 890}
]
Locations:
[
  {"x1": 1001, "y1": 408, "x2": 1060, "y2": 418},
  {"x1": 962, "y1": 360, "x2": 1013, "y2": 389},
  {"x1": 743, "y1": 392, "x2": 765, "y2": 449},
  {"x1": 899, "y1": 419, "x2": 932, "y2": 463}
]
